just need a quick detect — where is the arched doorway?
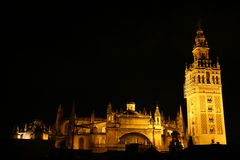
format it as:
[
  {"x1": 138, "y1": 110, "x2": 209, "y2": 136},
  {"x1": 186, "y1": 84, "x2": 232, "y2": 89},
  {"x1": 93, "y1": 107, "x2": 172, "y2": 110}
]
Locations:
[
  {"x1": 119, "y1": 132, "x2": 152, "y2": 145},
  {"x1": 79, "y1": 137, "x2": 84, "y2": 149}
]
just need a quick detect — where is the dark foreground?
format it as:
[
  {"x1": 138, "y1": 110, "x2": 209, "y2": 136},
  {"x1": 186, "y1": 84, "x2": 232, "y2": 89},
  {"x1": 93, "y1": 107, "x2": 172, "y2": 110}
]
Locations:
[{"x1": 2, "y1": 139, "x2": 239, "y2": 160}]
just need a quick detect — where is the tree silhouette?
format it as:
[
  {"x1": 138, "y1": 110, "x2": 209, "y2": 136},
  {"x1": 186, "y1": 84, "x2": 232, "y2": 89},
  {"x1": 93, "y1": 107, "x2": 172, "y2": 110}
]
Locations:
[
  {"x1": 168, "y1": 130, "x2": 183, "y2": 153},
  {"x1": 34, "y1": 125, "x2": 43, "y2": 140},
  {"x1": 30, "y1": 119, "x2": 44, "y2": 140}
]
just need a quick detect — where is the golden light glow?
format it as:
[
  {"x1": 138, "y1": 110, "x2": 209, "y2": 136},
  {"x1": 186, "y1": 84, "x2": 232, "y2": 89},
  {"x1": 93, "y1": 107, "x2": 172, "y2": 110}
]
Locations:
[
  {"x1": 42, "y1": 133, "x2": 49, "y2": 140},
  {"x1": 13, "y1": 24, "x2": 227, "y2": 153},
  {"x1": 184, "y1": 25, "x2": 227, "y2": 145}
]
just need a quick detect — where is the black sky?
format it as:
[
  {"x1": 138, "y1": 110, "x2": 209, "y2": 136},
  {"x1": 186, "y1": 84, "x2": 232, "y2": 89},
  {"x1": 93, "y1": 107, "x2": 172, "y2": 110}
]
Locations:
[{"x1": 7, "y1": 2, "x2": 240, "y2": 144}]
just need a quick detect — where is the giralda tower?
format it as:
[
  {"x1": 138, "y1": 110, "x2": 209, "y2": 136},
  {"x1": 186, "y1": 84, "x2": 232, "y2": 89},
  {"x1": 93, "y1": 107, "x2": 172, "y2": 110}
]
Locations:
[{"x1": 184, "y1": 23, "x2": 227, "y2": 145}]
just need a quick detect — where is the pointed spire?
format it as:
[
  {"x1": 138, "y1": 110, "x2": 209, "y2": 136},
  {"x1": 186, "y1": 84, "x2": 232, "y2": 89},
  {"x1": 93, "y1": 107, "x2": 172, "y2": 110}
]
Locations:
[
  {"x1": 24, "y1": 123, "x2": 27, "y2": 132},
  {"x1": 216, "y1": 56, "x2": 219, "y2": 63},
  {"x1": 179, "y1": 105, "x2": 183, "y2": 119},
  {"x1": 67, "y1": 101, "x2": 76, "y2": 149},
  {"x1": 177, "y1": 105, "x2": 185, "y2": 136},
  {"x1": 71, "y1": 101, "x2": 76, "y2": 118},
  {"x1": 91, "y1": 109, "x2": 95, "y2": 123},
  {"x1": 142, "y1": 107, "x2": 147, "y2": 115},
  {"x1": 56, "y1": 104, "x2": 63, "y2": 135},
  {"x1": 193, "y1": 21, "x2": 208, "y2": 49},
  {"x1": 154, "y1": 104, "x2": 161, "y2": 126},
  {"x1": 216, "y1": 56, "x2": 220, "y2": 68},
  {"x1": 107, "y1": 102, "x2": 112, "y2": 114},
  {"x1": 58, "y1": 104, "x2": 62, "y2": 112},
  {"x1": 107, "y1": 102, "x2": 114, "y2": 122},
  {"x1": 197, "y1": 19, "x2": 202, "y2": 31},
  {"x1": 57, "y1": 104, "x2": 63, "y2": 116},
  {"x1": 168, "y1": 115, "x2": 171, "y2": 122},
  {"x1": 57, "y1": 104, "x2": 63, "y2": 118},
  {"x1": 192, "y1": 21, "x2": 210, "y2": 64},
  {"x1": 154, "y1": 104, "x2": 160, "y2": 116}
]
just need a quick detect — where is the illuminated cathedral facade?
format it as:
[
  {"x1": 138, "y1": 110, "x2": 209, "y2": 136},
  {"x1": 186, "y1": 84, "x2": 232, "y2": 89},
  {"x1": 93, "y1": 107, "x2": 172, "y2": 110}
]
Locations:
[
  {"x1": 54, "y1": 102, "x2": 186, "y2": 152},
  {"x1": 14, "y1": 24, "x2": 227, "y2": 152}
]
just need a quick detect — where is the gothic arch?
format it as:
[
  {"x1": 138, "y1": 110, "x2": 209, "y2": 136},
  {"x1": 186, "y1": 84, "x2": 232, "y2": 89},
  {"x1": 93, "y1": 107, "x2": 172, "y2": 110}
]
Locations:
[{"x1": 119, "y1": 132, "x2": 152, "y2": 145}]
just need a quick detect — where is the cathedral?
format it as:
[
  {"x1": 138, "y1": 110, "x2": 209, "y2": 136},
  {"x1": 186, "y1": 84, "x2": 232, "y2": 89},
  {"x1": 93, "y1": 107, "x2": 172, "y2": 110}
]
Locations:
[
  {"x1": 14, "y1": 23, "x2": 227, "y2": 152},
  {"x1": 53, "y1": 23, "x2": 227, "y2": 152},
  {"x1": 54, "y1": 102, "x2": 186, "y2": 152}
]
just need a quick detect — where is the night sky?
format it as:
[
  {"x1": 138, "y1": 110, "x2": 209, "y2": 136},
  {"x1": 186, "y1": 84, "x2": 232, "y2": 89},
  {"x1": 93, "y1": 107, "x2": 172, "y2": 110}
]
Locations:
[{"x1": 7, "y1": 2, "x2": 240, "y2": 144}]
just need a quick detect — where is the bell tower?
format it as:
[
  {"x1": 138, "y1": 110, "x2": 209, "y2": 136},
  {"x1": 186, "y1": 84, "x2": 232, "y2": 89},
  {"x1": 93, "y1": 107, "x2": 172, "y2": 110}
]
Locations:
[{"x1": 184, "y1": 23, "x2": 227, "y2": 145}]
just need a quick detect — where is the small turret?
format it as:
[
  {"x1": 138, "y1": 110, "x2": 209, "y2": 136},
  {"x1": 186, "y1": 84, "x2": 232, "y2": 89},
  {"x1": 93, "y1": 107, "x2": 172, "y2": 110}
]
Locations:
[
  {"x1": 24, "y1": 123, "x2": 27, "y2": 132},
  {"x1": 126, "y1": 101, "x2": 136, "y2": 111},
  {"x1": 176, "y1": 105, "x2": 184, "y2": 136},
  {"x1": 142, "y1": 107, "x2": 147, "y2": 115},
  {"x1": 107, "y1": 102, "x2": 114, "y2": 122},
  {"x1": 91, "y1": 109, "x2": 95, "y2": 123},
  {"x1": 193, "y1": 22, "x2": 208, "y2": 49},
  {"x1": 154, "y1": 105, "x2": 161, "y2": 126},
  {"x1": 67, "y1": 101, "x2": 76, "y2": 149},
  {"x1": 107, "y1": 102, "x2": 112, "y2": 114},
  {"x1": 192, "y1": 22, "x2": 210, "y2": 66},
  {"x1": 56, "y1": 104, "x2": 63, "y2": 135},
  {"x1": 216, "y1": 56, "x2": 221, "y2": 69}
]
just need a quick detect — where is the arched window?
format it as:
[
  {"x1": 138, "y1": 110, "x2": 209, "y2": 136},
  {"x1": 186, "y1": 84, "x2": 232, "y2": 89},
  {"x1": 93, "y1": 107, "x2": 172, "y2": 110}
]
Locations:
[
  {"x1": 198, "y1": 75, "x2": 201, "y2": 83},
  {"x1": 209, "y1": 125, "x2": 215, "y2": 134},
  {"x1": 216, "y1": 76, "x2": 219, "y2": 84},
  {"x1": 209, "y1": 115, "x2": 214, "y2": 123},
  {"x1": 212, "y1": 76, "x2": 215, "y2": 84},
  {"x1": 202, "y1": 75, "x2": 205, "y2": 83},
  {"x1": 206, "y1": 72, "x2": 210, "y2": 84}
]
